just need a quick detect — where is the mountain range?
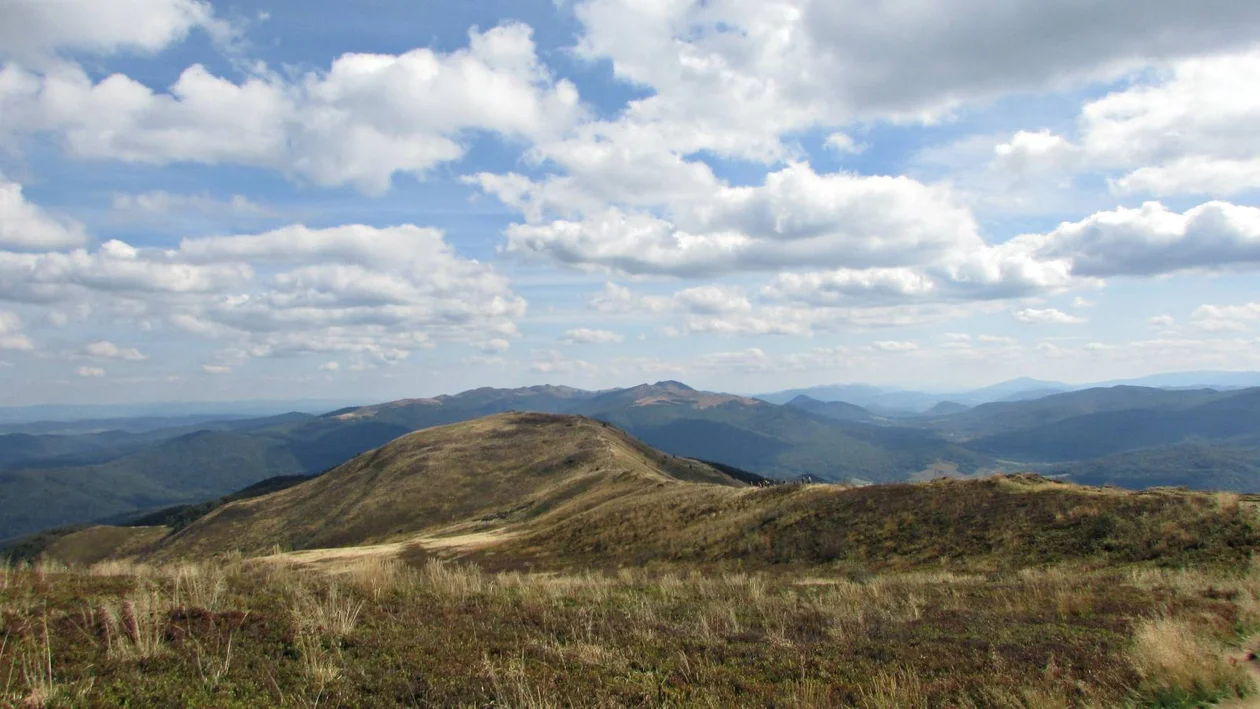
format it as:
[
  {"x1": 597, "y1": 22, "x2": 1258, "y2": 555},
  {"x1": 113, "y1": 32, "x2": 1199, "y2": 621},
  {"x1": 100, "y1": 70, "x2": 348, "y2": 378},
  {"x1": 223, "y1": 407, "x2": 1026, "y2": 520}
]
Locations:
[
  {"x1": 3, "y1": 376, "x2": 1260, "y2": 541},
  {"x1": 24, "y1": 412, "x2": 1255, "y2": 575},
  {"x1": 757, "y1": 370, "x2": 1260, "y2": 414}
]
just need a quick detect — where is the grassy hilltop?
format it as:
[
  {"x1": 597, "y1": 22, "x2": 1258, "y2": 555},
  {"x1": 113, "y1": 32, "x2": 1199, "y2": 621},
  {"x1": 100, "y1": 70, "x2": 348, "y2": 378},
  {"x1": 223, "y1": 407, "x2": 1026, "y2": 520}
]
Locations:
[{"x1": 2, "y1": 412, "x2": 1259, "y2": 706}]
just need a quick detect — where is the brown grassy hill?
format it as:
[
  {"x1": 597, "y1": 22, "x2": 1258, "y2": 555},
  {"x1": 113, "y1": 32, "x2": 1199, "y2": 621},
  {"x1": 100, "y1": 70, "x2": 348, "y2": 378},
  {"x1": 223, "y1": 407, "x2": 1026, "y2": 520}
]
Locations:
[
  {"x1": 41, "y1": 525, "x2": 167, "y2": 565},
  {"x1": 155, "y1": 412, "x2": 745, "y2": 559},
  {"x1": 144, "y1": 410, "x2": 1260, "y2": 574},
  {"x1": 488, "y1": 474, "x2": 1259, "y2": 571}
]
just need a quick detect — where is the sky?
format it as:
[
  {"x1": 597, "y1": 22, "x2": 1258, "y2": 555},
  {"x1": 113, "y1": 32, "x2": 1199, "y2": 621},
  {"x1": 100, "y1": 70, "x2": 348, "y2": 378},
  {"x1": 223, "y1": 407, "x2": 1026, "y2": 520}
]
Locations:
[{"x1": 3, "y1": 0, "x2": 1260, "y2": 405}]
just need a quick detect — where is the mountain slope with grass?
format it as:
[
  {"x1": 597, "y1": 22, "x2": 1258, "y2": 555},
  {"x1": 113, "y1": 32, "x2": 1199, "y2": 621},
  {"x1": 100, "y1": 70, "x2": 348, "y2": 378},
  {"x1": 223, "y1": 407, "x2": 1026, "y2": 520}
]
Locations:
[
  {"x1": 156, "y1": 412, "x2": 746, "y2": 558},
  {"x1": 143, "y1": 414, "x2": 1260, "y2": 574}
]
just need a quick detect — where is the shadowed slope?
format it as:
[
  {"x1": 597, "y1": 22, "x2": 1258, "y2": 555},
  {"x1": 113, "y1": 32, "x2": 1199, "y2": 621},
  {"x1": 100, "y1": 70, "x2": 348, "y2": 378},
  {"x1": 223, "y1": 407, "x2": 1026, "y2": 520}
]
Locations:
[{"x1": 157, "y1": 412, "x2": 744, "y2": 558}]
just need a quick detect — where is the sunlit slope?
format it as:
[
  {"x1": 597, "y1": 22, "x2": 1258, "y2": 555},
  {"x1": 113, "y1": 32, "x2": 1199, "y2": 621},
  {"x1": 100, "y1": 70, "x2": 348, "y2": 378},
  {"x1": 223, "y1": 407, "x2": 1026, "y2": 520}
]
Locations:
[{"x1": 157, "y1": 412, "x2": 745, "y2": 558}]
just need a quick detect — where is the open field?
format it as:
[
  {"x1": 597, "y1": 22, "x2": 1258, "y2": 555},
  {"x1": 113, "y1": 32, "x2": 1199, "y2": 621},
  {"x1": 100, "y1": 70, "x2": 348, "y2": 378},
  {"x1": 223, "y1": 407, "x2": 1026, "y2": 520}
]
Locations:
[{"x1": 2, "y1": 555, "x2": 1258, "y2": 707}]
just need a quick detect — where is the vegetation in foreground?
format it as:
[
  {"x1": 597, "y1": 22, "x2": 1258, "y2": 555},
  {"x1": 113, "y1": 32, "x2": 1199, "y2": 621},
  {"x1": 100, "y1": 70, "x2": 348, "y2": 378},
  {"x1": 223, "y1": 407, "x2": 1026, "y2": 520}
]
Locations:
[{"x1": 2, "y1": 556, "x2": 1258, "y2": 707}]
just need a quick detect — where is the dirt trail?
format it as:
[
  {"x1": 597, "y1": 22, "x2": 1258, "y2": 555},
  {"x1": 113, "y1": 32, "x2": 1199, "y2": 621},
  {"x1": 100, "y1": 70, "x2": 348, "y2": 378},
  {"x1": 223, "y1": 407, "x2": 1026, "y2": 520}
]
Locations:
[{"x1": 257, "y1": 527, "x2": 519, "y2": 572}]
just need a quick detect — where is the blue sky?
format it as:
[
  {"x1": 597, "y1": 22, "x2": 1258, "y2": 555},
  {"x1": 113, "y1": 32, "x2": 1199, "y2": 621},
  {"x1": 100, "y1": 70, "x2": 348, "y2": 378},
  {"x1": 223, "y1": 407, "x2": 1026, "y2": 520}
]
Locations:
[{"x1": 3, "y1": 0, "x2": 1260, "y2": 405}]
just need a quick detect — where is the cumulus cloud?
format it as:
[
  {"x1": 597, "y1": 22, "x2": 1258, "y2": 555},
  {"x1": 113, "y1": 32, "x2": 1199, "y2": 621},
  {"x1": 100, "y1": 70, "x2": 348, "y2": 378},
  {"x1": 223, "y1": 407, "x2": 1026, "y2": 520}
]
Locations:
[
  {"x1": 0, "y1": 176, "x2": 89, "y2": 250},
  {"x1": 0, "y1": 0, "x2": 228, "y2": 61},
  {"x1": 0, "y1": 221, "x2": 525, "y2": 368},
  {"x1": 1024, "y1": 201, "x2": 1260, "y2": 277},
  {"x1": 572, "y1": 0, "x2": 1260, "y2": 145},
  {"x1": 1014, "y1": 308, "x2": 1086, "y2": 325},
  {"x1": 1148, "y1": 314, "x2": 1177, "y2": 329},
  {"x1": 76, "y1": 366, "x2": 104, "y2": 378},
  {"x1": 560, "y1": 328, "x2": 624, "y2": 345},
  {"x1": 84, "y1": 340, "x2": 146, "y2": 361},
  {"x1": 0, "y1": 24, "x2": 583, "y2": 193},
  {"x1": 318, "y1": 361, "x2": 340, "y2": 372},
  {"x1": 992, "y1": 130, "x2": 1080, "y2": 176},
  {"x1": 984, "y1": 50, "x2": 1260, "y2": 199},
  {"x1": 503, "y1": 164, "x2": 993, "y2": 276}
]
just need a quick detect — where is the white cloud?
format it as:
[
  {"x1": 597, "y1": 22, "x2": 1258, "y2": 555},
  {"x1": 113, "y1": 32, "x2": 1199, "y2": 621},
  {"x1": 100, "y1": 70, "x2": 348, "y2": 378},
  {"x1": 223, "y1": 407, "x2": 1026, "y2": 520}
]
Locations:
[
  {"x1": 992, "y1": 130, "x2": 1080, "y2": 176},
  {"x1": 1014, "y1": 308, "x2": 1086, "y2": 325},
  {"x1": 824, "y1": 133, "x2": 864, "y2": 154},
  {"x1": 318, "y1": 361, "x2": 340, "y2": 372},
  {"x1": 0, "y1": 311, "x2": 33, "y2": 351},
  {"x1": 1083, "y1": 50, "x2": 1260, "y2": 196},
  {"x1": 84, "y1": 340, "x2": 146, "y2": 361},
  {"x1": 503, "y1": 163, "x2": 992, "y2": 276},
  {"x1": 0, "y1": 240, "x2": 251, "y2": 303},
  {"x1": 201, "y1": 364, "x2": 230, "y2": 375},
  {"x1": 560, "y1": 328, "x2": 624, "y2": 345},
  {"x1": 983, "y1": 50, "x2": 1260, "y2": 199},
  {"x1": 0, "y1": 221, "x2": 525, "y2": 368},
  {"x1": 1192, "y1": 302, "x2": 1260, "y2": 332},
  {"x1": 0, "y1": 24, "x2": 583, "y2": 193},
  {"x1": 76, "y1": 365, "x2": 104, "y2": 378},
  {"x1": 0, "y1": 0, "x2": 227, "y2": 61},
  {"x1": 1024, "y1": 201, "x2": 1260, "y2": 277},
  {"x1": 572, "y1": 0, "x2": 1260, "y2": 144},
  {"x1": 1148, "y1": 314, "x2": 1177, "y2": 329},
  {"x1": 0, "y1": 176, "x2": 89, "y2": 250}
]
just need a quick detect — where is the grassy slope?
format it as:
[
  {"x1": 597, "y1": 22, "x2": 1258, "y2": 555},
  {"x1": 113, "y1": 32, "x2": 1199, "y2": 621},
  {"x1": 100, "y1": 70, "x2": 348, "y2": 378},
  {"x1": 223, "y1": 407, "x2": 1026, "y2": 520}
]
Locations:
[
  {"x1": 156, "y1": 413, "x2": 744, "y2": 559},
  {"x1": 147, "y1": 413, "x2": 1260, "y2": 577},
  {"x1": 4, "y1": 551, "x2": 1258, "y2": 706},
  {"x1": 489, "y1": 474, "x2": 1260, "y2": 572}
]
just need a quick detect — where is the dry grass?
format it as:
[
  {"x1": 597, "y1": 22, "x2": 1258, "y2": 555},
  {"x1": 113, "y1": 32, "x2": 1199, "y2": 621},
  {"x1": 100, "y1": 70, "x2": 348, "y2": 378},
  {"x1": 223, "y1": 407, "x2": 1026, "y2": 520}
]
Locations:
[
  {"x1": 98, "y1": 584, "x2": 171, "y2": 660},
  {"x1": 171, "y1": 563, "x2": 227, "y2": 611},
  {"x1": 343, "y1": 556, "x2": 405, "y2": 601},
  {"x1": 291, "y1": 582, "x2": 363, "y2": 641},
  {"x1": 1130, "y1": 616, "x2": 1253, "y2": 703},
  {"x1": 0, "y1": 547, "x2": 1257, "y2": 705},
  {"x1": 856, "y1": 667, "x2": 927, "y2": 708}
]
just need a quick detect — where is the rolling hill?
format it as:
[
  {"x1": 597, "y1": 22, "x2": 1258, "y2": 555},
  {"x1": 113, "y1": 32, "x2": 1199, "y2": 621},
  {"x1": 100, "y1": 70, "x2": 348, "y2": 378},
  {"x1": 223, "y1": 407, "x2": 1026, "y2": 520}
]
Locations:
[
  {"x1": 8, "y1": 380, "x2": 1260, "y2": 543},
  {"x1": 44, "y1": 412, "x2": 1249, "y2": 574},
  {"x1": 964, "y1": 387, "x2": 1260, "y2": 462},
  {"x1": 11, "y1": 413, "x2": 1260, "y2": 709},
  {"x1": 155, "y1": 412, "x2": 746, "y2": 559}
]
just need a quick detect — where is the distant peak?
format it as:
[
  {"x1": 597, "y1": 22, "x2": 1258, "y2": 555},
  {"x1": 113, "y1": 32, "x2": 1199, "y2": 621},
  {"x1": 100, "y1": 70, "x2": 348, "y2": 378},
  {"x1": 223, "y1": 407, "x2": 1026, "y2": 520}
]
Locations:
[
  {"x1": 653, "y1": 380, "x2": 695, "y2": 391},
  {"x1": 787, "y1": 394, "x2": 821, "y2": 404}
]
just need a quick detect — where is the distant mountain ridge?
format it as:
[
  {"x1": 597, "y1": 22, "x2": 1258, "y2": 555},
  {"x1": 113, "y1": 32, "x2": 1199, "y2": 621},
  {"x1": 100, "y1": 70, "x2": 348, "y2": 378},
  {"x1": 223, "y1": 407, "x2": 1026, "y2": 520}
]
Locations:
[
  {"x1": 757, "y1": 371, "x2": 1260, "y2": 414},
  {"x1": 5, "y1": 378, "x2": 1260, "y2": 541}
]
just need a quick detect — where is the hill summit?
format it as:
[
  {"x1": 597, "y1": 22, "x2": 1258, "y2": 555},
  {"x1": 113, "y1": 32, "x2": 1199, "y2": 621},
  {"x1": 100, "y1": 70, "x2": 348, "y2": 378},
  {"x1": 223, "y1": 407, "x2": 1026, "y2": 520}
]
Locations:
[{"x1": 156, "y1": 412, "x2": 745, "y2": 558}]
